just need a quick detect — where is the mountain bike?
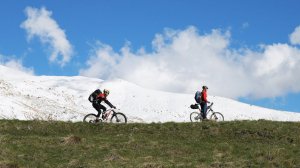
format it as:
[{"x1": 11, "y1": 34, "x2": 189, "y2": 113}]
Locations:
[
  {"x1": 83, "y1": 108, "x2": 127, "y2": 124},
  {"x1": 190, "y1": 102, "x2": 224, "y2": 122}
]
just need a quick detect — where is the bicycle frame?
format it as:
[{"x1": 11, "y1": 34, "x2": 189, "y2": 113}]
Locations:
[{"x1": 102, "y1": 108, "x2": 115, "y2": 120}]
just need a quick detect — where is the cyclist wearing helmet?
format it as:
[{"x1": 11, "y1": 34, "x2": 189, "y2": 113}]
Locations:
[
  {"x1": 92, "y1": 89, "x2": 116, "y2": 120},
  {"x1": 201, "y1": 85, "x2": 210, "y2": 119}
]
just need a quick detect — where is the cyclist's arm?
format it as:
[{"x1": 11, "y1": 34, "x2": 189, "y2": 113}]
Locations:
[{"x1": 104, "y1": 99, "x2": 115, "y2": 108}]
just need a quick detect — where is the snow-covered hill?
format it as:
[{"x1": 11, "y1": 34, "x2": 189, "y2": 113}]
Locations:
[{"x1": 1, "y1": 65, "x2": 300, "y2": 122}]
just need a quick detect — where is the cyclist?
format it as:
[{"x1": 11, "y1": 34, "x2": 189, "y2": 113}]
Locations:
[
  {"x1": 200, "y1": 85, "x2": 210, "y2": 119},
  {"x1": 92, "y1": 89, "x2": 116, "y2": 121}
]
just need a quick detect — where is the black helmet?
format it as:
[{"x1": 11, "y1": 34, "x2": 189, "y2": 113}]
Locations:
[{"x1": 202, "y1": 85, "x2": 208, "y2": 89}]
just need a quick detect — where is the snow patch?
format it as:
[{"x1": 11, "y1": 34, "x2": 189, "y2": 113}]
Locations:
[{"x1": 1, "y1": 65, "x2": 300, "y2": 122}]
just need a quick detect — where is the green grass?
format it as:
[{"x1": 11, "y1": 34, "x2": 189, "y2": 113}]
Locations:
[{"x1": 0, "y1": 120, "x2": 300, "y2": 167}]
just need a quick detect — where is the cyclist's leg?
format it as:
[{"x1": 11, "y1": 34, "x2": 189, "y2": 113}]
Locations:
[
  {"x1": 200, "y1": 103, "x2": 204, "y2": 118},
  {"x1": 200, "y1": 103, "x2": 207, "y2": 119},
  {"x1": 99, "y1": 104, "x2": 107, "y2": 119},
  {"x1": 203, "y1": 103, "x2": 208, "y2": 119},
  {"x1": 92, "y1": 102, "x2": 102, "y2": 118}
]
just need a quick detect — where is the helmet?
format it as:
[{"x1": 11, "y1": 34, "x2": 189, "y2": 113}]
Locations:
[
  {"x1": 202, "y1": 85, "x2": 208, "y2": 90},
  {"x1": 103, "y1": 89, "x2": 110, "y2": 95}
]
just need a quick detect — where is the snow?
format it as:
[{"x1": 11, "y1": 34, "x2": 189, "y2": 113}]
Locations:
[{"x1": 1, "y1": 65, "x2": 300, "y2": 123}]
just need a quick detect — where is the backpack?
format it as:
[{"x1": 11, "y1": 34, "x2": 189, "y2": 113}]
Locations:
[
  {"x1": 190, "y1": 104, "x2": 199, "y2": 109},
  {"x1": 88, "y1": 89, "x2": 102, "y2": 103},
  {"x1": 194, "y1": 91, "x2": 202, "y2": 104}
]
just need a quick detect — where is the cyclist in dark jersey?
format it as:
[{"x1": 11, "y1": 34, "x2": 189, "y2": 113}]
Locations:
[{"x1": 92, "y1": 89, "x2": 116, "y2": 120}]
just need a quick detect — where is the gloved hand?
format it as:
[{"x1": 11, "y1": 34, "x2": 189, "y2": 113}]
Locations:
[{"x1": 112, "y1": 106, "x2": 116, "y2": 109}]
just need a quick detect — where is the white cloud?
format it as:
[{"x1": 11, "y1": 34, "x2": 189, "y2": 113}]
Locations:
[
  {"x1": 290, "y1": 26, "x2": 300, "y2": 45},
  {"x1": 242, "y1": 44, "x2": 300, "y2": 98},
  {"x1": 80, "y1": 26, "x2": 300, "y2": 99},
  {"x1": 0, "y1": 54, "x2": 34, "y2": 75},
  {"x1": 21, "y1": 6, "x2": 73, "y2": 66},
  {"x1": 79, "y1": 43, "x2": 119, "y2": 79}
]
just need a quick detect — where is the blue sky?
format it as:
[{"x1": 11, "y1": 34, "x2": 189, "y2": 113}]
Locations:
[{"x1": 1, "y1": 0, "x2": 300, "y2": 112}]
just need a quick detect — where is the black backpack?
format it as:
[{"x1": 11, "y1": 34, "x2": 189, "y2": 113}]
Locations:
[
  {"x1": 88, "y1": 89, "x2": 102, "y2": 103},
  {"x1": 190, "y1": 104, "x2": 199, "y2": 109}
]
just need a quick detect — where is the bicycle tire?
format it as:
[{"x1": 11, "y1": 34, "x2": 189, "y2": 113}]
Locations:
[
  {"x1": 83, "y1": 113, "x2": 99, "y2": 124},
  {"x1": 110, "y1": 112, "x2": 127, "y2": 124},
  {"x1": 190, "y1": 112, "x2": 202, "y2": 122},
  {"x1": 209, "y1": 112, "x2": 224, "y2": 122}
]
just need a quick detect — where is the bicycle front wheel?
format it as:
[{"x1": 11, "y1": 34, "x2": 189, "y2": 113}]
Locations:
[
  {"x1": 190, "y1": 112, "x2": 202, "y2": 122},
  {"x1": 209, "y1": 112, "x2": 224, "y2": 122},
  {"x1": 83, "y1": 113, "x2": 99, "y2": 124},
  {"x1": 110, "y1": 112, "x2": 127, "y2": 124}
]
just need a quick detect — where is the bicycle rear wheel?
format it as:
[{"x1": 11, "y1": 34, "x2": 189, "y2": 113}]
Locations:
[
  {"x1": 110, "y1": 112, "x2": 127, "y2": 124},
  {"x1": 190, "y1": 112, "x2": 202, "y2": 122},
  {"x1": 209, "y1": 112, "x2": 224, "y2": 122},
  {"x1": 83, "y1": 113, "x2": 99, "y2": 124}
]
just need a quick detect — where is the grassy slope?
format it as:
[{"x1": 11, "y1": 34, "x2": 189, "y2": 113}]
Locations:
[{"x1": 0, "y1": 120, "x2": 299, "y2": 168}]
